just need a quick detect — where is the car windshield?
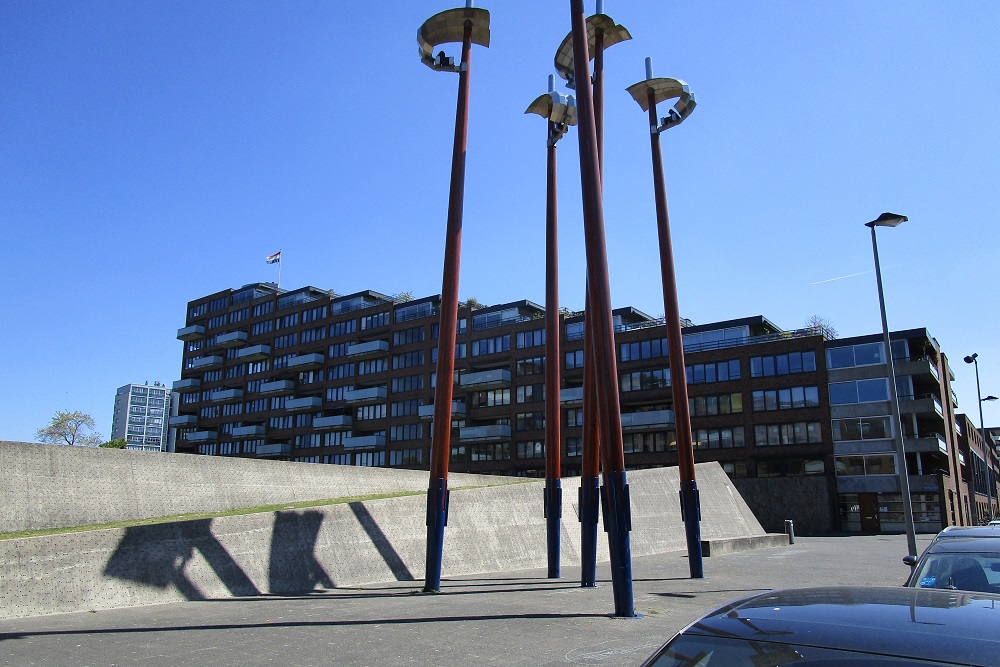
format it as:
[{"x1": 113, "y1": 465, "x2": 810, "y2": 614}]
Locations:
[
  {"x1": 911, "y1": 553, "x2": 1000, "y2": 594},
  {"x1": 646, "y1": 634, "x2": 958, "y2": 666}
]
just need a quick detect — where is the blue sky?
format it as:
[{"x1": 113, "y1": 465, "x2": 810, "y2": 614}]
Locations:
[{"x1": 2, "y1": 1, "x2": 998, "y2": 443}]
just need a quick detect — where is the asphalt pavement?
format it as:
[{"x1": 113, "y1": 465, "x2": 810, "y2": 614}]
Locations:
[{"x1": 0, "y1": 534, "x2": 931, "y2": 667}]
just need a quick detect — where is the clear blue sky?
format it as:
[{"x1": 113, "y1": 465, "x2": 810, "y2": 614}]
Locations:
[{"x1": 2, "y1": 1, "x2": 998, "y2": 443}]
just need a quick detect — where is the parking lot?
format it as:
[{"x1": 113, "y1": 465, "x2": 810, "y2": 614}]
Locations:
[{"x1": 0, "y1": 534, "x2": 931, "y2": 667}]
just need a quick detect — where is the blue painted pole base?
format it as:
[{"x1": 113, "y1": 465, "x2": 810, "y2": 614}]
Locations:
[
  {"x1": 423, "y1": 477, "x2": 449, "y2": 593},
  {"x1": 679, "y1": 480, "x2": 704, "y2": 579},
  {"x1": 601, "y1": 470, "x2": 636, "y2": 617},
  {"x1": 544, "y1": 480, "x2": 563, "y2": 578},
  {"x1": 579, "y1": 476, "x2": 600, "y2": 587}
]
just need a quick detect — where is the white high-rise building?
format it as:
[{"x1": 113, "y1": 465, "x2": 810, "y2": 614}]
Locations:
[{"x1": 111, "y1": 382, "x2": 174, "y2": 452}]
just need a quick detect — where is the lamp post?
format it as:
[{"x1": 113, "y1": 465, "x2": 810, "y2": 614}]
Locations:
[
  {"x1": 417, "y1": 1, "x2": 490, "y2": 594},
  {"x1": 525, "y1": 77, "x2": 577, "y2": 578},
  {"x1": 964, "y1": 353, "x2": 998, "y2": 521},
  {"x1": 553, "y1": 0, "x2": 630, "y2": 591},
  {"x1": 626, "y1": 58, "x2": 703, "y2": 578},
  {"x1": 866, "y1": 212, "x2": 917, "y2": 558}
]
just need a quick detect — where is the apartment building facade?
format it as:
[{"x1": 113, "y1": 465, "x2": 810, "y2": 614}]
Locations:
[
  {"x1": 171, "y1": 283, "x2": 994, "y2": 533},
  {"x1": 111, "y1": 382, "x2": 174, "y2": 452}
]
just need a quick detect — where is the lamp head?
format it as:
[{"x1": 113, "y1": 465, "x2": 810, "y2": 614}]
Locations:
[
  {"x1": 965, "y1": 354, "x2": 979, "y2": 364},
  {"x1": 865, "y1": 212, "x2": 908, "y2": 228},
  {"x1": 984, "y1": 395, "x2": 999, "y2": 403}
]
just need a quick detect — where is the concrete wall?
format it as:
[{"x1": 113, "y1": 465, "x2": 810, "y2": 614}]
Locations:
[
  {"x1": 0, "y1": 441, "x2": 507, "y2": 533},
  {"x1": 733, "y1": 475, "x2": 837, "y2": 534},
  {"x1": 0, "y1": 462, "x2": 769, "y2": 620}
]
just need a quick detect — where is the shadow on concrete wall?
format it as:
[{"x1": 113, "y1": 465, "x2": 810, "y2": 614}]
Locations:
[
  {"x1": 267, "y1": 510, "x2": 334, "y2": 594},
  {"x1": 349, "y1": 502, "x2": 414, "y2": 581},
  {"x1": 103, "y1": 519, "x2": 260, "y2": 600}
]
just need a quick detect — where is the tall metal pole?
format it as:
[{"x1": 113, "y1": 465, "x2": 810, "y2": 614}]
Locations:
[
  {"x1": 569, "y1": 0, "x2": 634, "y2": 618},
  {"x1": 869, "y1": 223, "x2": 918, "y2": 558},
  {"x1": 544, "y1": 111, "x2": 563, "y2": 580},
  {"x1": 424, "y1": 18, "x2": 474, "y2": 594},
  {"x1": 969, "y1": 356, "x2": 995, "y2": 520},
  {"x1": 641, "y1": 60, "x2": 704, "y2": 578}
]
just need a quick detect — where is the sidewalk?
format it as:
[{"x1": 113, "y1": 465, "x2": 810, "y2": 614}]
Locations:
[{"x1": 0, "y1": 534, "x2": 929, "y2": 667}]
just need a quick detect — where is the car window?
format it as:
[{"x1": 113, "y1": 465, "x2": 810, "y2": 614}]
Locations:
[
  {"x1": 912, "y1": 554, "x2": 1000, "y2": 594},
  {"x1": 646, "y1": 634, "x2": 959, "y2": 666}
]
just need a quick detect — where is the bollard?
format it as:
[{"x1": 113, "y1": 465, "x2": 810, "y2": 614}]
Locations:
[{"x1": 784, "y1": 519, "x2": 795, "y2": 544}]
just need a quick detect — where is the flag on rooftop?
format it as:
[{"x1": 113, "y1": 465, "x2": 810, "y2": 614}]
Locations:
[{"x1": 266, "y1": 251, "x2": 281, "y2": 264}]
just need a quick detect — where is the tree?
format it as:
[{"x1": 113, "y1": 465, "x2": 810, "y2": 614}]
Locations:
[
  {"x1": 463, "y1": 296, "x2": 486, "y2": 310},
  {"x1": 35, "y1": 411, "x2": 104, "y2": 447},
  {"x1": 99, "y1": 438, "x2": 128, "y2": 449},
  {"x1": 805, "y1": 315, "x2": 838, "y2": 340}
]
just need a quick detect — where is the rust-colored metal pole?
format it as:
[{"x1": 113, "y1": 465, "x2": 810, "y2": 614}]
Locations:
[
  {"x1": 645, "y1": 85, "x2": 704, "y2": 578},
  {"x1": 569, "y1": 0, "x2": 634, "y2": 617},
  {"x1": 544, "y1": 119, "x2": 563, "y2": 579},
  {"x1": 424, "y1": 19, "x2": 474, "y2": 593}
]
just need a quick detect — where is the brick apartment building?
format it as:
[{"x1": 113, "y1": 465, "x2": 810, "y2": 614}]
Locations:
[{"x1": 171, "y1": 283, "x2": 998, "y2": 533}]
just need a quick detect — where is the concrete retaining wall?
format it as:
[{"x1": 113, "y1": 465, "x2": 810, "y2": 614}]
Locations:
[
  {"x1": 0, "y1": 462, "x2": 772, "y2": 620},
  {"x1": 0, "y1": 441, "x2": 508, "y2": 532},
  {"x1": 733, "y1": 475, "x2": 838, "y2": 534}
]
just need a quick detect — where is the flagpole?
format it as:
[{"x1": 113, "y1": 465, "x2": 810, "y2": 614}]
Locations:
[{"x1": 278, "y1": 252, "x2": 281, "y2": 289}]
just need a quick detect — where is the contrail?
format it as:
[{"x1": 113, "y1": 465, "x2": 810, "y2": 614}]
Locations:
[{"x1": 810, "y1": 269, "x2": 873, "y2": 285}]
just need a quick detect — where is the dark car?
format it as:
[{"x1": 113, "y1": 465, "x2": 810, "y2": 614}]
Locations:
[
  {"x1": 903, "y1": 534, "x2": 1000, "y2": 594},
  {"x1": 640, "y1": 586, "x2": 1000, "y2": 666}
]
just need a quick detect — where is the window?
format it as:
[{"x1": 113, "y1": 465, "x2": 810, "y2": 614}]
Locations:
[
  {"x1": 270, "y1": 396, "x2": 287, "y2": 410},
  {"x1": 251, "y1": 320, "x2": 273, "y2": 336},
  {"x1": 295, "y1": 433, "x2": 323, "y2": 448},
  {"x1": 207, "y1": 315, "x2": 226, "y2": 329},
  {"x1": 470, "y1": 443, "x2": 510, "y2": 461},
  {"x1": 355, "y1": 452, "x2": 385, "y2": 467},
  {"x1": 754, "y1": 422, "x2": 822, "y2": 446},
  {"x1": 516, "y1": 357, "x2": 545, "y2": 376},
  {"x1": 835, "y1": 454, "x2": 897, "y2": 476},
  {"x1": 225, "y1": 364, "x2": 247, "y2": 379},
  {"x1": 516, "y1": 384, "x2": 545, "y2": 403},
  {"x1": 391, "y1": 374, "x2": 423, "y2": 392},
  {"x1": 390, "y1": 424, "x2": 423, "y2": 441},
  {"x1": 328, "y1": 363, "x2": 354, "y2": 380},
  {"x1": 301, "y1": 326, "x2": 326, "y2": 344},
  {"x1": 358, "y1": 358, "x2": 388, "y2": 375},
  {"x1": 395, "y1": 301, "x2": 435, "y2": 323},
  {"x1": 229, "y1": 308, "x2": 249, "y2": 324},
  {"x1": 620, "y1": 367, "x2": 670, "y2": 392},
  {"x1": 472, "y1": 335, "x2": 510, "y2": 356},
  {"x1": 693, "y1": 428, "x2": 745, "y2": 449},
  {"x1": 222, "y1": 403, "x2": 243, "y2": 416},
  {"x1": 393, "y1": 326, "x2": 425, "y2": 346},
  {"x1": 392, "y1": 350, "x2": 424, "y2": 370},
  {"x1": 187, "y1": 339, "x2": 204, "y2": 352},
  {"x1": 275, "y1": 313, "x2": 299, "y2": 330},
  {"x1": 326, "y1": 385, "x2": 354, "y2": 402},
  {"x1": 721, "y1": 461, "x2": 748, "y2": 478},
  {"x1": 391, "y1": 400, "x2": 422, "y2": 417},
  {"x1": 516, "y1": 412, "x2": 545, "y2": 431},
  {"x1": 389, "y1": 449, "x2": 424, "y2": 466},
  {"x1": 302, "y1": 305, "x2": 327, "y2": 323},
  {"x1": 324, "y1": 453, "x2": 350, "y2": 465},
  {"x1": 328, "y1": 342, "x2": 350, "y2": 358},
  {"x1": 269, "y1": 415, "x2": 292, "y2": 429},
  {"x1": 202, "y1": 370, "x2": 222, "y2": 382},
  {"x1": 189, "y1": 303, "x2": 208, "y2": 318},
  {"x1": 272, "y1": 353, "x2": 292, "y2": 369},
  {"x1": 832, "y1": 416, "x2": 892, "y2": 441},
  {"x1": 686, "y1": 359, "x2": 741, "y2": 384},
  {"x1": 623, "y1": 432, "x2": 668, "y2": 453},
  {"x1": 690, "y1": 392, "x2": 743, "y2": 416},
  {"x1": 330, "y1": 319, "x2": 357, "y2": 337},
  {"x1": 208, "y1": 295, "x2": 229, "y2": 312},
  {"x1": 324, "y1": 431, "x2": 349, "y2": 447},
  {"x1": 829, "y1": 379, "x2": 889, "y2": 405},
  {"x1": 356, "y1": 404, "x2": 386, "y2": 420},
  {"x1": 245, "y1": 399, "x2": 267, "y2": 413},
  {"x1": 248, "y1": 360, "x2": 270, "y2": 374},
  {"x1": 826, "y1": 342, "x2": 884, "y2": 369},
  {"x1": 252, "y1": 301, "x2": 274, "y2": 318},
  {"x1": 750, "y1": 351, "x2": 817, "y2": 377},
  {"x1": 295, "y1": 413, "x2": 314, "y2": 428},
  {"x1": 516, "y1": 329, "x2": 545, "y2": 349},
  {"x1": 565, "y1": 350, "x2": 584, "y2": 370},
  {"x1": 470, "y1": 389, "x2": 510, "y2": 407},
  {"x1": 360, "y1": 311, "x2": 390, "y2": 330},
  {"x1": 620, "y1": 337, "x2": 669, "y2": 362},
  {"x1": 516, "y1": 441, "x2": 545, "y2": 459},
  {"x1": 566, "y1": 437, "x2": 583, "y2": 457},
  {"x1": 565, "y1": 408, "x2": 583, "y2": 427},
  {"x1": 298, "y1": 369, "x2": 323, "y2": 385},
  {"x1": 431, "y1": 343, "x2": 467, "y2": 363},
  {"x1": 751, "y1": 386, "x2": 819, "y2": 411}
]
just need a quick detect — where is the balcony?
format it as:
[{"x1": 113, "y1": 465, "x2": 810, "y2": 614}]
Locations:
[
  {"x1": 347, "y1": 340, "x2": 390, "y2": 359},
  {"x1": 895, "y1": 357, "x2": 939, "y2": 382},
  {"x1": 168, "y1": 414, "x2": 197, "y2": 427},
  {"x1": 418, "y1": 401, "x2": 466, "y2": 420},
  {"x1": 345, "y1": 386, "x2": 387, "y2": 405},
  {"x1": 236, "y1": 344, "x2": 271, "y2": 361},
  {"x1": 458, "y1": 369, "x2": 511, "y2": 390},
  {"x1": 189, "y1": 355, "x2": 224, "y2": 370},
  {"x1": 177, "y1": 324, "x2": 206, "y2": 341},
  {"x1": 286, "y1": 396, "x2": 323, "y2": 411},
  {"x1": 620, "y1": 410, "x2": 675, "y2": 431},
  {"x1": 260, "y1": 379, "x2": 295, "y2": 394},
  {"x1": 313, "y1": 415, "x2": 353, "y2": 430},
  {"x1": 186, "y1": 430, "x2": 217, "y2": 443},
  {"x1": 899, "y1": 394, "x2": 944, "y2": 417},
  {"x1": 172, "y1": 378, "x2": 201, "y2": 393},
  {"x1": 232, "y1": 425, "x2": 266, "y2": 438},
  {"x1": 459, "y1": 424, "x2": 512, "y2": 442},
  {"x1": 905, "y1": 434, "x2": 948, "y2": 455},
  {"x1": 287, "y1": 353, "x2": 325, "y2": 370},
  {"x1": 560, "y1": 387, "x2": 584, "y2": 406},
  {"x1": 257, "y1": 443, "x2": 292, "y2": 458},
  {"x1": 216, "y1": 331, "x2": 248, "y2": 348},
  {"x1": 343, "y1": 434, "x2": 386, "y2": 449},
  {"x1": 210, "y1": 388, "x2": 243, "y2": 403}
]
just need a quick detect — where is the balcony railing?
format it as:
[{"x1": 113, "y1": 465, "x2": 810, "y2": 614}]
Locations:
[
  {"x1": 347, "y1": 340, "x2": 390, "y2": 359},
  {"x1": 620, "y1": 410, "x2": 675, "y2": 430},
  {"x1": 215, "y1": 331, "x2": 248, "y2": 348},
  {"x1": 287, "y1": 353, "x2": 325, "y2": 370},
  {"x1": 560, "y1": 387, "x2": 584, "y2": 405},
  {"x1": 232, "y1": 425, "x2": 265, "y2": 437},
  {"x1": 172, "y1": 378, "x2": 201, "y2": 392},
  {"x1": 168, "y1": 414, "x2": 197, "y2": 427},
  {"x1": 259, "y1": 379, "x2": 295, "y2": 394},
  {"x1": 313, "y1": 415, "x2": 353, "y2": 430},
  {"x1": 458, "y1": 369, "x2": 511, "y2": 390},
  {"x1": 177, "y1": 325, "x2": 206, "y2": 341},
  {"x1": 418, "y1": 401, "x2": 466, "y2": 420},
  {"x1": 286, "y1": 396, "x2": 323, "y2": 411},
  {"x1": 459, "y1": 424, "x2": 512, "y2": 442},
  {"x1": 188, "y1": 355, "x2": 224, "y2": 370},
  {"x1": 343, "y1": 434, "x2": 386, "y2": 449},
  {"x1": 345, "y1": 386, "x2": 387, "y2": 405},
  {"x1": 236, "y1": 344, "x2": 271, "y2": 361},
  {"x1": 186, "y1": 430, "x2": 217, "y2": 443},
  {"x1": 210, "y1": 388, "x2": 243, "y2": 403},
  {"x1": 257, "y1": 443, "x2": 292, "y2": 458}
]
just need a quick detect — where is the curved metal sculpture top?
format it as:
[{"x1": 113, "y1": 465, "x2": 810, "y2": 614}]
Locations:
[
  {"x1": 625, "y1": 77, "x2": 696, "y2": 131},
  {"x1": 553, "y1": 14, "x2": 631, "y2": 86},
  {"x1": 417, "y1": 7, "x2": 490, "y2": 72},
  {"x1": 525, "y1": 90, "x2": 578, "y2": 126}
]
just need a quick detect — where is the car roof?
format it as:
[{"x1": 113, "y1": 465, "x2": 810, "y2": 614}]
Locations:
[
  {"x1": 683, "y1": 586, "x2": 1000, "y2": 666},
  {"x1": 935, "y1": 526, "x2": 1000, "y2": 538},
  {"x1": 925, "y1": 536, "x2": 1000, "y2": 554}
]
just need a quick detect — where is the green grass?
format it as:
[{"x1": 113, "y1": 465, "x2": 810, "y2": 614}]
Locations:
[{"x1": 0, "y1": 478, "x2": 532, "y2": 542}]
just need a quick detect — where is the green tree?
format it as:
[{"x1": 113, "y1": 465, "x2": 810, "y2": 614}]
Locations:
[
  {"x1": 35, "y1": 411, "x2": 104, "y2": 447},
  {"x1": 99, "y1": 438, "x2": 128, "y2": 449},
  {"x1": 805, "y1": 315, "x2": 838, "y2": 340}
]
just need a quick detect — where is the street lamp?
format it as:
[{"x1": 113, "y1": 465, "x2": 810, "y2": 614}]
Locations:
[
  {"x1": 417, "y1": 1, "x2": 490, "y2": 594},
  {"x1": 866, "y1": 212, "x2": 918, "y2": 558},
  {"x1": 525, "y1": 76, "x2": 577, "y2": 578},
  {"x1": 625, "y1": 58, "x2": 702, "y2": 579},
  {"x1": 964, "y1": 353, "x2": 998, "y2": 520}
]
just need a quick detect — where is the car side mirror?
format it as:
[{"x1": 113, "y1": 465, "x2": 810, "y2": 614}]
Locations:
[{"x1": 903, "y1": 555, "x2": 917, "y2": 567}]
